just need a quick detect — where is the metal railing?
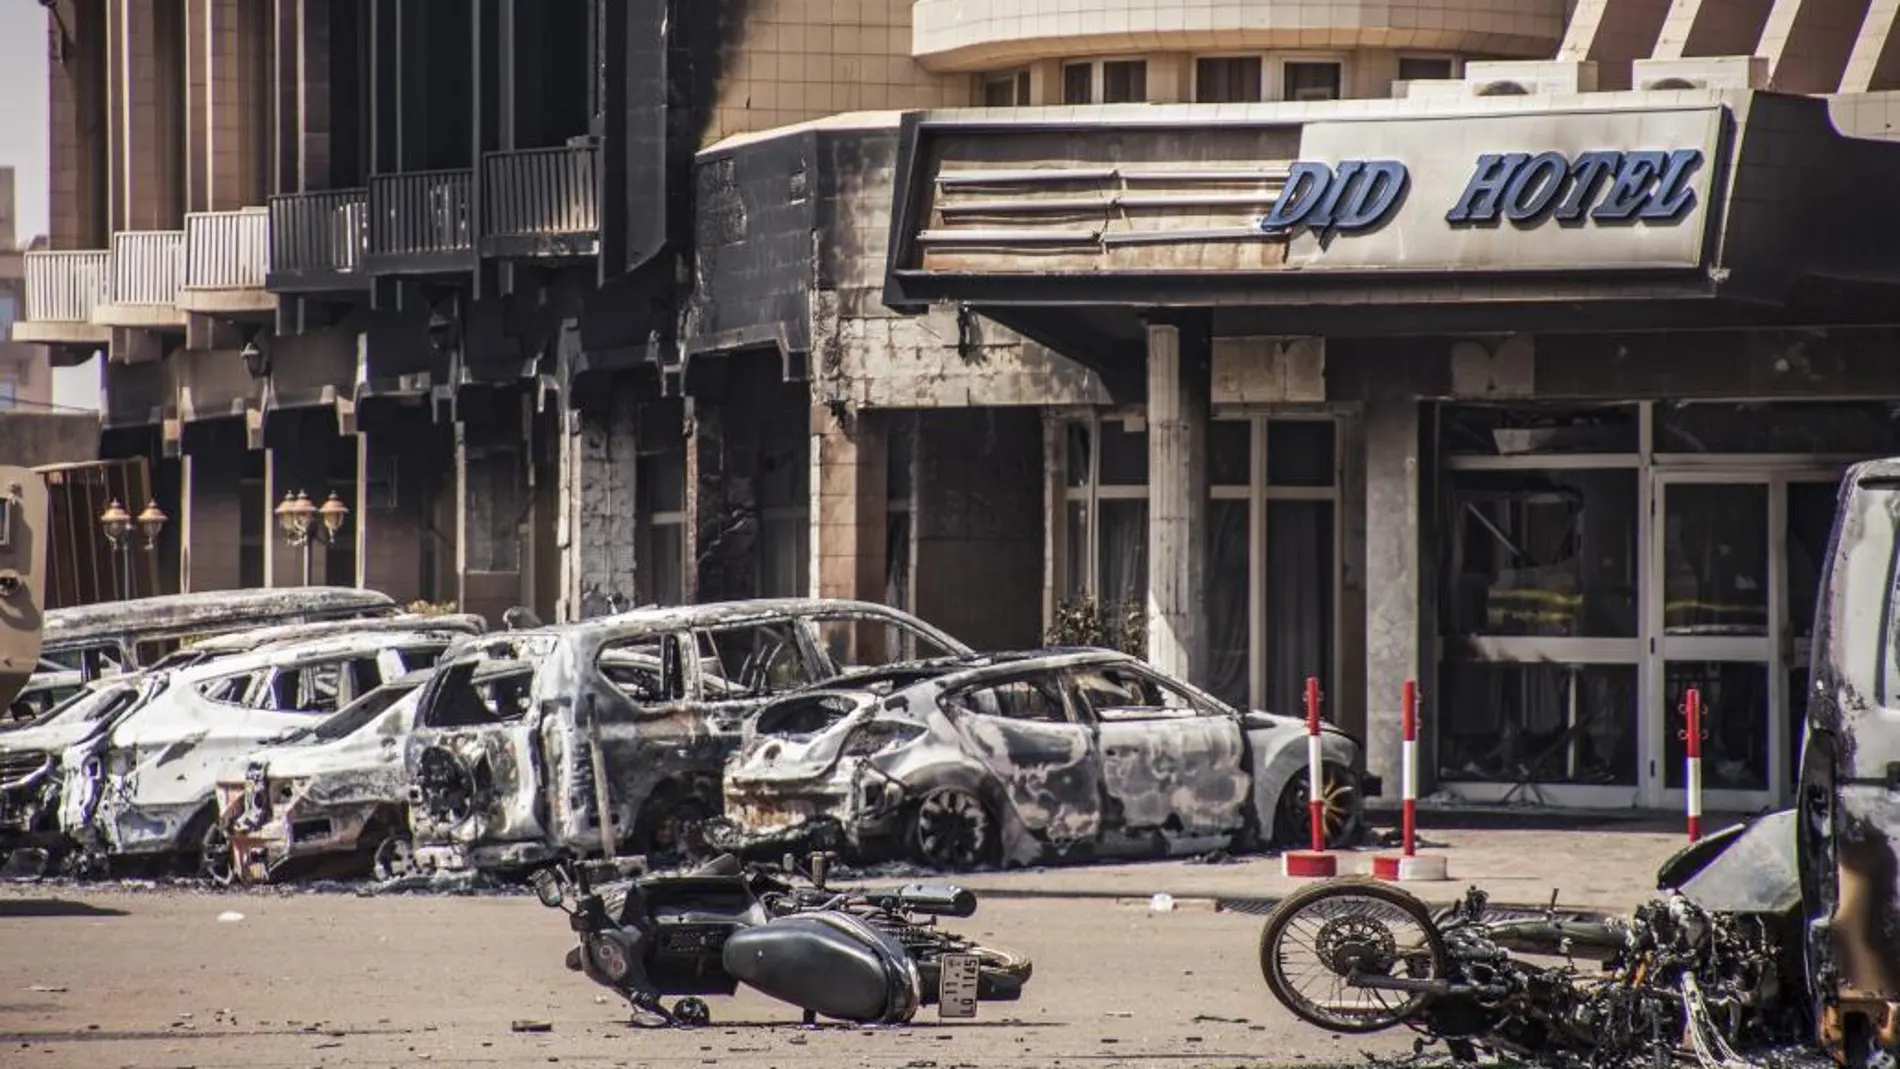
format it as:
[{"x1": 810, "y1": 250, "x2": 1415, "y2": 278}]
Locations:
[
  {"x1": 483, "y1": 142, "x2": 600, "y2": 239},
  {"x1": 184, "y1": 207, "x2": 269, "y2": 289},
  {"x1": 22, "y1": 250, "x2": 110, "y2": 322},
  {"x1": 369, "y1": 169, "x2": 473, "y2": 257},
  {"x1": 269, "y1": 188, "x2": 367, "y2": 276},
  {"x1": 108, "y1": 231, "x2": 186, "y2": 306}
]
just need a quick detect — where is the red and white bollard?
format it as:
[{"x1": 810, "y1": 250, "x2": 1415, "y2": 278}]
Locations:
[
  {"x1": 1374, "y1": 681, "x2": 1449, "y2": 882},
  {"x1": 1684, "y1": 687, "x2": 1703, "y2": 843},
  {"x1": 1283, "y1": 677, "x2": 1339, "y2": 878}
]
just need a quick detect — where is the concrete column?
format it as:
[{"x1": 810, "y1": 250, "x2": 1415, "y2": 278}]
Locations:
[
  {"x1": 1559, "y1": 0, "x2": 1674, "y2": 88},
  {"x1": 1362, "y1": 397, "x2": 1426, "y2": 800},
  {"x1": 1759, "y1": 0, "x2": 1874, "y2": 93},
  {"x1": 106, "y1": 0, "x2": 186, "y2": 231},
  {"x1": 1653, "y1": 0, "x2": 1778, "y2": 60},
  {"x1": 812, "y1": 405, "x2": 889, "y2": 662},
  {"x1": 179, "y1": 440, "x2": 243, "y2": 593},
  {"x1": 1842, "y1": 0, "x2": 1900, "y2": 89},
  {"x1": 1144, "y1": 315, "x2": 1210, "y2": 687},
  {"x1": 558, "y1": 384, "x2": 638, "y2": 623},
  {"x1": 354, "y1": 422, "x2": 428, "y2": 603}
]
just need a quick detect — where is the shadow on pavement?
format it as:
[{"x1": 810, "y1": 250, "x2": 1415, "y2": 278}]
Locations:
[{"x1": 0, "y1": 898, "x2": 130, "y2": 918}]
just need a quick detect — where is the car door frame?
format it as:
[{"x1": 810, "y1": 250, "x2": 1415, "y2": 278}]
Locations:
[
  {"x1": 935, "y1": 665, "x2": 1106, "y2": 851},
  {"x1": 406, "y1": 651, "x2": 552, "y2": 850},
  {"x1": 1060, "y1": 659, "x2": 1252, "y2": 843}
]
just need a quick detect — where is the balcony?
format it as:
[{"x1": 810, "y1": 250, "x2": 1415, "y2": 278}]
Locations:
[
  {"x1": 267, "y1": 188, "x2": 369, "y2": 293},
  {"x1": 366, "y1": 169, "x2": 475, "y2": 275},
  {"x1": 93, "y1": 231, "x2": 187, "y2": 330},
  {"x1": 910, "y1": 0, "x2": 1566, "y2": 71},
  {"x1": 179, "y1": 207, "x2": 275, "y2": 316},
  {"x1": 481, "y1": 141, "x2": 602, "y2": 259},
  {"x1": 11, "y1": 250, "x2": 110, "y2": 346}
]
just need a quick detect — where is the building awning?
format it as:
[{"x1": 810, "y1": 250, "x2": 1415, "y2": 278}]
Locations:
[{"x1": 883, "y1": 90, "x2": 1900, "y2": 349}]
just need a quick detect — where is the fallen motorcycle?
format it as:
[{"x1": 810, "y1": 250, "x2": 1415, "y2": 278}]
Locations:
[
  {"x1": 531, "y1": 849, "x2": 1032, "y2": 1027},
  {"x1": 1256, "y1": 875, "x2": 1806, "y2": 1069}
]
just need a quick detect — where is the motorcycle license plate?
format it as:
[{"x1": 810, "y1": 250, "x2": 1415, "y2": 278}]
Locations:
[{"x1": 937, "y1": 954, "x2": 979, "y2": 1019}]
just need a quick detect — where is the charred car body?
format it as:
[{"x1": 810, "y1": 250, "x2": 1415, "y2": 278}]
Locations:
[
  {"x1": 217, "y1": 630, "x2": 560, "y2": 883},
  {"x1": 8, "y1": 588, "x2": 403, "y2": 725},
  {"x1": 402, "y1": 600, "x2": 969, "y2": 876},
  {"x1": 711, "y1": 649, "x2": 1371, "y2": 869},
  {"x1": 57, "y1": 628, "x2": 466, "y2": 879},
  {"x1": 1259, "y1": 457, "x2": 1900, "y2": 1069}
]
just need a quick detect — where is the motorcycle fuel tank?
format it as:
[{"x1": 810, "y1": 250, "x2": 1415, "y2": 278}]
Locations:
[{"x1": 722, "y1": 912, "x2": 921, "y2": 1024}]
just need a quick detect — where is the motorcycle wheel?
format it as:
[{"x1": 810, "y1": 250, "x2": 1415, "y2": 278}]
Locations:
[
  {"x1": 915, "y1": 943, "x2": 1034, "y2": 1002},
  {"x1": 1258, "y1": 876, "x2": 1447, "y2": 1035},
  {"x1": 672, "y1": 997, "x2": 711, "y2": 1028}
]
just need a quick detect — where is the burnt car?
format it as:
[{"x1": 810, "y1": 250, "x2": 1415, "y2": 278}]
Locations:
[
  {"x1": 710, "y1": 648, "x2": 1371, "y2": 869},
  {"x1": 215, "y1": 631, "x2": 560, "y2": 883},
  {"x1": 402, "y1": 599, "x2": 969, "y2": 876},
  {"x1": 0, "y1": 675, "x2": 155, "y2": 868},
  {"x1": 7, "y1": 587, "x2": 402, "y2": 726},
  {"x1": 57, "y1": 628, "x2": 466, "y2": 880}
]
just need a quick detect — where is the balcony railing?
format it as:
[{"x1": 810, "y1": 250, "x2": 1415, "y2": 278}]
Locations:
[
  {"x1": 22, "y1": 250, "x2": 109, "y2": 323},
  {"x1": 184, "y1": 207, "x2": 269, "y2": 290},
  {"x1": 368, "y1": 168, "x2": 474, "y2": 270},
  {"x1": 482, "y1": 141, "x2": 601, "y2": 258},
  {"x1": 107, "y1": 231, "x2": 186, "y2": 308},
  {"x1": 268, "y1": 188, "x2": 368, "y2": 290}
]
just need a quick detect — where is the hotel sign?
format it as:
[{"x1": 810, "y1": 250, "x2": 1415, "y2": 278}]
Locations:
[
  {"x1": 1261, "y1": 148, "x2": 1707, "y2": 239},
  {"x1": 1276, "y1": 106, "x2": 1725, "y2": 272}
]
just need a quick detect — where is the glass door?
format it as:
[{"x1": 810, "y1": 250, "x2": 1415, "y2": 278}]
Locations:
[
  {"x1": 1784, "y1": 472, "x2": 1849, "y2": 795},
  {"x1": 1649, "y1": 474, "x2": 1780, "y2": 812}
]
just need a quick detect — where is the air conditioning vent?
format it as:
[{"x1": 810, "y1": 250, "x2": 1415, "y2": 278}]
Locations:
[{"x1": 1475, "y1": 80, "x2": 1531, "y2": 97}]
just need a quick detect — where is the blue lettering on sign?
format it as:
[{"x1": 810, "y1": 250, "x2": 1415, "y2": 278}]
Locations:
[
  {"x1": 1258, "y1": 159, "x2": 1410, "y2": 240},
  {"x1": 1446, "y1": 148, "x2": 1703, "y2": 227}
]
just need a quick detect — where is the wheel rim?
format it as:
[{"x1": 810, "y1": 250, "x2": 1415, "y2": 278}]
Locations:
[
  {"x1": 200, "y1": 825, "x2": 235, "y2": 886},
  {"x1": 1281, "y1": 766, "x2": 1360, "y2": 847},
  {"x1": 915, "y1": 790, "x2": 989, "y2": 870},
  {"x1": 373, "y1": 835, "x2": 416, "y2": 880},
  {"x1": 1267, "y1": 888, "x2": 1442, "y2": 1030}
]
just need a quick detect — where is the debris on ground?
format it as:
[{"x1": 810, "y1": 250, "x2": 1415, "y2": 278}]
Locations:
[{"x1": 510, "y1": 1020, "x2": 553, "y2": 1034}]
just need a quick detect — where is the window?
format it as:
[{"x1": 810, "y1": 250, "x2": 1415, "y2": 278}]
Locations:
[
  {"x1": 757, "y1": 423, "x2": 809, "y2": 599},
  {"x1": 1104, "y1": 60, "x2": 1147, "y2": 103},
  {"x1": 697, "y1": 622, "x2": 820, "y2": 698},
  {"x1": 200, "y1": 672, "x2": 260, "y2": 706},
  {"x1": 814, "y1": 612, "x2": 960, "y2": 673},
  {"x1": 424, "y1": 660, "x2": 520, "y2": 728},
  {"x1": 946, "y1": 674, "x2": 1070, "y2": 725},
  {"x1": 0, "y1": 293, "x2": 19, "y2": 331},
  {"x1": 1398, "y1": 56, "x2": 1455, "y2": 83},
  {"x1": 266, "y1": 659, "x2": 361, "y2": 714},
  {"x1": 597, "y1": 636, "x2": 679, "y2": 703},
  {"x1": 1063, "y1": 62, "x2": 1093, "y2": 104},
  {"x1": 637, "y1": 448, "x2": 687, "y2": 607},
  {"x1": 1196, "y1": 57, "x2": 1262, "y2": 102},
  {"x1": 983, "y1": 70, "x2": 1032, "y2": 106},
  {"x1": 1069, "y1": 664, "x2": 1208, "y2": 722},
  {"x1": 1283, "y1": 61, "x2": 1342, "y2": 101}
]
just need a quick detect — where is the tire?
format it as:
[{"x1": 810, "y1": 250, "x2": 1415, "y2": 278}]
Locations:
[
  {"x1": 915, "y1": 942, "x2": 1034, "y2": 1003},
  {"x1": 1258, "y1": 876, "x2": 1447, "y2": 1034},
  {"x1": 369, "y1": 829, "x2": 418, "y2": 881},
  {"x1": 907, "y1": 788, "x2": 998, "y2": 872},
  {"x1": 1272, "y1": 761, "x2": 1365, "y2": 850},
  {"x1": 181, "y1": 809, "x2": 236, "y2": 886}
]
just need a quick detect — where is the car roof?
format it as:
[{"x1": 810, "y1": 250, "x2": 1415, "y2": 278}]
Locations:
[
  {"x1": 182, "y1": 613, "x2": 485, "y2": 655},
  {"x1": 567, "y1": 598, "x2": 971, "y2": 651},
  {"x1": 44, "y1": 587, "x2": 400, "y2": 645},
  {"x1": 166, "y1": 629, "x2": 455, "y2": 683}
]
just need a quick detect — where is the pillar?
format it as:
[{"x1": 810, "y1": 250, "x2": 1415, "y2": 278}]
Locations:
[
  {"x1": 178, "y1": 422, "x2": 244, "y2": 592},
  {"x1": 559, "y1": 379, "x2": 638, "y2": 623},
  {"x1": 1144, "y1": 314, "x2": 1210, "y2": 687},
  {"x1": 812, "y1": 404, "x2": 888, "y2": 662},
  {"x1": 1362, "y1": 397, "x2": 1426, "y2": 800}
]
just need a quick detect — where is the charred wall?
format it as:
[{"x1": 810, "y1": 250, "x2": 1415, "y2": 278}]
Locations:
[{"x1": 912, "y1": 408, "x2": 1044, "y2": 651}]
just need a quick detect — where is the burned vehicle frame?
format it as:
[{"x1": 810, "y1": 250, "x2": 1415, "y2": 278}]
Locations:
[
  {"x1": 1259, "y1": 457, "x2": 1900, "y2": 1069},
  {"x1": 711, "y1": 648, "x2": 1372, "y2": 869},
  {"x1": 57, "y1": 628, "x2": 466, "y2": 880},
  {"x1": 402, "y1": 600, "x2": 972, "y2": 876}
]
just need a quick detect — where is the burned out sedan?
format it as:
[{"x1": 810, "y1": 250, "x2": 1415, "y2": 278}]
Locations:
[
  {"x1": 710, "y1": 649, "x2": 1373, "y2": 870},
  {"x1": 402, "y1": 600, "x2": 969, "y2": 875}
]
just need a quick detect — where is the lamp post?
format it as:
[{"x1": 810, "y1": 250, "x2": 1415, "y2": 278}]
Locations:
[
  {"x1": 275, "y1": 490, "x2": 350, "y2": 586},
  {"x1": 98, "y1": 498, "x2": 168, "y2": 601}
]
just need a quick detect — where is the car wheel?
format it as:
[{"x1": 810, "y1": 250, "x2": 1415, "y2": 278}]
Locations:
[
  {"x1": 909, "y1": 788, "x2": 996, "y2": 871},
  {"x1": 195, "y1": 820, "x2": 236, "y2": 886},
  {"x1": 371, "y1": 831, "x2": 418, "y2": 882},
  {"x1": 1273, "y1": 761, "x2": 1364, "y2": 850}
]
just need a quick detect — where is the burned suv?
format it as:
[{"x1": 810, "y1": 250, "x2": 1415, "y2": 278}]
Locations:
[{"x1": 402, "y1": 599, "x2": 969, "y2": 875}]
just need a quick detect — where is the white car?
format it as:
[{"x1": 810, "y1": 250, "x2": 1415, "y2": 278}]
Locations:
[
  {"x1": 711, "y1": 648, "x2": 1373, "y2": 870},
  {"x1": 58, "y1": 628, "x2": 466, "y2": 881}
]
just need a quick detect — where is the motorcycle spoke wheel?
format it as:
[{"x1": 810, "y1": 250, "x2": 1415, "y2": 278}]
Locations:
[
  {"x1": 1258, "y1": 878, "x2": 1447, "y2": 1034},
  {"x1": 911, "y1": 790, "x2": 991, "y2": 871}
]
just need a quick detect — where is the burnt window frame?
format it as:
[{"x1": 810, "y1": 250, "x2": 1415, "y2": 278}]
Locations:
[{"x1": 938, "y1": 668, "x2": 1080, "y2": 727}]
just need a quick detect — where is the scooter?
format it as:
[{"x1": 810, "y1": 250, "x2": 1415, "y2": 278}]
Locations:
[{"x1": 531, "y1": 850, "x2": 1032, "y2": 1027}]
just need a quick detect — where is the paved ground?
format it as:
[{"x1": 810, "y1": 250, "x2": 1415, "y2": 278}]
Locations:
[{"x1": 0, "y1": 821, "x2": 1726, "y2": 1069}]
